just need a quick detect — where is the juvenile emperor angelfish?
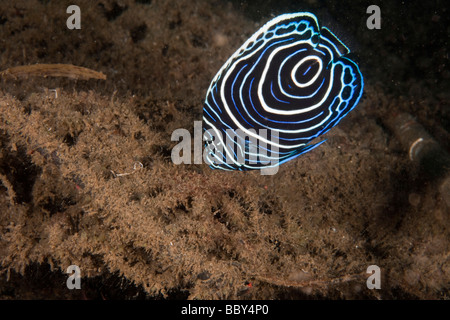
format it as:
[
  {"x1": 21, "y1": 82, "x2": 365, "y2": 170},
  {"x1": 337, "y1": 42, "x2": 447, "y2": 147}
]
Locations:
[{"x1": 202, "y1": 12, "x2": 364, "y2": 171}]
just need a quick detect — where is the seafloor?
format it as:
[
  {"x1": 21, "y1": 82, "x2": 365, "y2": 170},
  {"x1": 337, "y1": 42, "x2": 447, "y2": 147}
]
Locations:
[{"x1": 0, "y1": 0, "x2": 448, "y2": 299}]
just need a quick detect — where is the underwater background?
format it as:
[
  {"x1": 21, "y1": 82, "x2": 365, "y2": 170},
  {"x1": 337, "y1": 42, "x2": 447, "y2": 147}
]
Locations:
[{"x1": 0, "y1": 0, "x2": 448, "y2": 299}]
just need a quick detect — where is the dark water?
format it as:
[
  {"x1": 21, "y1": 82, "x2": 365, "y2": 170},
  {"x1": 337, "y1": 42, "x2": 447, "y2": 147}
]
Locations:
[{"x1": 228, "y1": 0, "x2": 449, "y2": 100}]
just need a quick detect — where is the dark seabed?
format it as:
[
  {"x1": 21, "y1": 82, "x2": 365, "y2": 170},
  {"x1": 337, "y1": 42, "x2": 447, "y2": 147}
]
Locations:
[{"x1": 0, "y1": 0, "x2": 448, "y2": 299}]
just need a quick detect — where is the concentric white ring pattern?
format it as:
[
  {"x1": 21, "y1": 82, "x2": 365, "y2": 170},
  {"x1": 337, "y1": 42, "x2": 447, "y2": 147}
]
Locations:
[{"x1": 203, "y1": 12, "x2": 364, "y2": 171}]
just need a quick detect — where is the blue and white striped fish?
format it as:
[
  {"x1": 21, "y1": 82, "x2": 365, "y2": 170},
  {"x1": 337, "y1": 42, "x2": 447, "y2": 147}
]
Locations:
[{"x1": 203, "y1": 12, "x2": 363, "y2": 171}]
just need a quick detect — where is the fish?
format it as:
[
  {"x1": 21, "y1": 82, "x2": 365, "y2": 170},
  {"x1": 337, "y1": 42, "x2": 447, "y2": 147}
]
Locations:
[{"x1": 202, "y1": 12, "x2": 363, "y2": 171}]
